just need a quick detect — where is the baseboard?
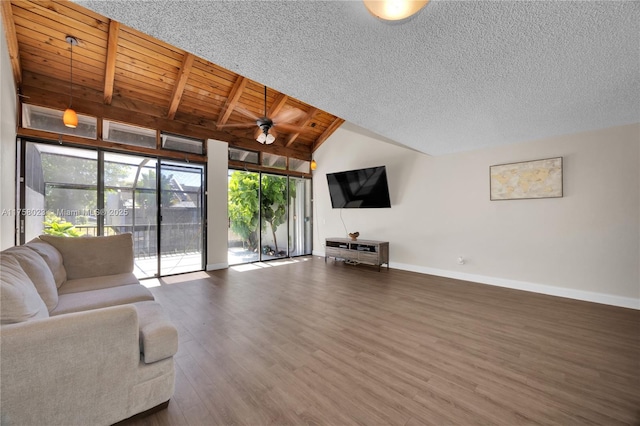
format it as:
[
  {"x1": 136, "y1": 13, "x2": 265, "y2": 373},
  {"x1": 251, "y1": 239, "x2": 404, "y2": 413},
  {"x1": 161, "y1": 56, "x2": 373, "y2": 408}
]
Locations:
[
  {"x1": 390, "y1": 262, "x2": 639, "y2": 310},
  {"x1": 206, "y1": 262, "x2": 228, "y2": 271}
]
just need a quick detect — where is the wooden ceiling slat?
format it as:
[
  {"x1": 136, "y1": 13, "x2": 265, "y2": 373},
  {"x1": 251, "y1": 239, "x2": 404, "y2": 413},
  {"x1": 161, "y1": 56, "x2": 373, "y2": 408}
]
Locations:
[
  {"x1": 216, "y1": 76, "x2": 248, "y2": 129},
  {"x1": 2, "y1": 1, "x2": 22, "y2": 85},
  {"x1": 119, "y1": 27, "x2": 183, "y2": 64},
  {"x1": 189, "y1": 67, "x2": 236, "y2": 91},
  {"x1": 182, "y1": 83, "x2": 229, "y2": 105},
  {"x1": 21, "y1": 57, "x2": 104, "y2": 91},
  {"x1": 180, "y1": 93, "x2": 226, "y2": 112},
  {"x1": 112, "y1": 82, "x2": 172, "y2": 107},
  {"x1": 114, "y1": 68, "x2": 175, "y2": 93},
  {"x1": 113, "y1": 79, "x2": 173, "y2": 104},
  {"x1": 19, "y1": 1, "x2": 110, "y2": 32},
  {"x1": 103, "y1": 20, "x2": 120, "y2": 104},
  {"x1": 192, "y1": 58, "x2": 238, "y2": 83},
  {"x1": 116, "y1": 41, "x2": 181, "y2": 72},
  {"x1": 22, "y1": 71, "x2": 104, "y2": 104},
  {"x1": 19, "y1": 44, "x2": 105, "y2": 77},
  {"x1": 14, "y1": 21, "x2": 107, "y2": 60},
  {"x1": 11, "y1": 3, "x2": 107, "y2": 49},
  {"x1": 167, "y1": 53, "x2": 194, "y2": 119}
]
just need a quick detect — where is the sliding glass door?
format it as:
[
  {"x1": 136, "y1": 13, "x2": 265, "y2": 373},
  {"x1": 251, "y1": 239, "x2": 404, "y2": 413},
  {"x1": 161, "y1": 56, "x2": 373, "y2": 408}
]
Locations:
[
  {"x1": 227, "y1": 169, "x2": 312, "y2": 265},
  {"x1": 159, "y1": 161, "x2": 205, "y2": 276},
  {"x1": 103, "y1": 153, "x2": 158, "y2": 278},
  {"x1": 227, "y1": 170, "x2": 260, "y2": 265},
  {"x1": 20, "y1": 141, "x2": 204, "y2": 278},
  {"x1": 260, "y1": 173, "x2": 288, "y2": 260}
]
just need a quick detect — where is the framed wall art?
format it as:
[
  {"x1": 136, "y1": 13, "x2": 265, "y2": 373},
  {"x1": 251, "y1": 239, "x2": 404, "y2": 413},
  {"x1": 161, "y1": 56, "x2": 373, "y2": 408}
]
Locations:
[{"x1": 490, "y1": 157, "x2": 563, "y2": 200}]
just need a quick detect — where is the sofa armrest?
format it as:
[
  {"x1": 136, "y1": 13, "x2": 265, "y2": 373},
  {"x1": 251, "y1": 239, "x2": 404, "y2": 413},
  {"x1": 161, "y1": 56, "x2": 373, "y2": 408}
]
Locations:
[
  {"x1": 0, "y1": 305, "x2": 140, "y2": 426},
  {"x1": 134, "y1": 301, "x2": 178, "y2": 363}
]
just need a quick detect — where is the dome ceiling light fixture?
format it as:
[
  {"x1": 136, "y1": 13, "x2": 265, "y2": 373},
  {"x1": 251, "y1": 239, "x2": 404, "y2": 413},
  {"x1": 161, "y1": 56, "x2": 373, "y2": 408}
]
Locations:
[
  {"x1": 63, "y1": 35, "x2": 79, "y2": 128},
  {"x1": 363, "y1": 0, "x2": 429, "y2": 21}
]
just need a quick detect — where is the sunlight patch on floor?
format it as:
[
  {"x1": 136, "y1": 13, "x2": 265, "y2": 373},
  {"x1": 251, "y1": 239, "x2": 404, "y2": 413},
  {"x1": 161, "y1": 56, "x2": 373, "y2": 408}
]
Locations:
[{"x1": 230, "y1": 257, "x2": 310, "y2": 272}]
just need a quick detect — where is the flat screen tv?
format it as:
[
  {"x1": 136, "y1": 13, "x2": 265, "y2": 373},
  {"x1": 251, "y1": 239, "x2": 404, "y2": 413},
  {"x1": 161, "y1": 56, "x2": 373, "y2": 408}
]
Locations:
[{"x1": 326, "y1": 166, "x2": 391, "y2": 208}]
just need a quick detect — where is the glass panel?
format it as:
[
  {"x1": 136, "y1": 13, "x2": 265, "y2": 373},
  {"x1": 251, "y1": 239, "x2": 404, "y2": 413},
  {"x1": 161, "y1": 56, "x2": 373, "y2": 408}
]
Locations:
[
  {"x1": 289, "y1": 177, "x2": 312, "y2": 256},
  {"x1": 260, "y1": 173, "x2": 288, "y2": 260},
  {"x1": 103, "y1": 120, "x2": 156, "y2": 149},
  {"x1": 22, "y1": 104, "x2": 97, "y2": 139},
  {"x1": 289, "y1": 158, "x2": 310, "y2": 173},
  {"x1": 229, "y1": 147, "x2": 259, "y2": 164},
  {"x1": 227, "y1": 170, "x2": 260, "y2": 265},
  {"x1": 24, "y1": 143, "x2": 97, "y2": 241},
  {"x1": 104, "y1": 153, "x2": 158, "y2": 279},
  {"x1": 261, "y1": 152, "x2": 286, "y2": 170},
  {"x1": 160, "y1": 161, "x2": 204, "y2": 275},
  {"x1": 161, "y1": 133, "x2": 203, "y2": 154}
]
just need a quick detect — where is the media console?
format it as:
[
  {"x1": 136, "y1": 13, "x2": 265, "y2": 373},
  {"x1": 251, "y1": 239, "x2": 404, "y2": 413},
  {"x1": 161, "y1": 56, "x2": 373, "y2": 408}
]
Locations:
[{"x1": 325, "y1": 238, "x2": 389, "y2": 271}]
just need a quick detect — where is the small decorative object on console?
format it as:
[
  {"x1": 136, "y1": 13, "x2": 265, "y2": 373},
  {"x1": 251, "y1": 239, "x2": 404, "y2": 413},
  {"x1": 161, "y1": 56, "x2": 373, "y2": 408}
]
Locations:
[{"x1": 348, "y1": 232, "x2": 360, "y2": 241}]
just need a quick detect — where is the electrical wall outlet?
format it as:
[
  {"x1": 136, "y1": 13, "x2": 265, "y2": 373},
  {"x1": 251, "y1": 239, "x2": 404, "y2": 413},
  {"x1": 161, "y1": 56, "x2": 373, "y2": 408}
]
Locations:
[{"x1": 457, "y1": 257, "x2": 465, "y2": 265}]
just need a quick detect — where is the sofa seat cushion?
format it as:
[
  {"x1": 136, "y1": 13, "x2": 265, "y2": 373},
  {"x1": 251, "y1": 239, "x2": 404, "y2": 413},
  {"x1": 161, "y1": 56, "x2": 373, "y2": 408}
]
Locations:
[
  {"x1": 59, "y1": 273, "x2": 140, "y2": 295},
  {"x1": 0, "y1": 255, "x2": 49, "y2": 324},
  {"x1": 4, "y1": 246, "x2": 58, "y2": 311},
  {"x1": 24, "y1": 238, "x2": 67, "y2": 288},
  {"x1": 50, "y1": 284, "x2": 154, "y2": 316},
  {"x1": 134, "y1": 301, "x2": 178, "y2": 364},
  {"x1": 40, "y1": 234, "x2": 134, "y2": 280}
]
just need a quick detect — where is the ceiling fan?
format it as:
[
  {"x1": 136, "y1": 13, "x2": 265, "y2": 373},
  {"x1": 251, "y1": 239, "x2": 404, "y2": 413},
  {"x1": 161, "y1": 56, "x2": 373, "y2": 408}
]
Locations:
[{"x1": 218, "y1": 85, "x2": 306, "y2": 145}]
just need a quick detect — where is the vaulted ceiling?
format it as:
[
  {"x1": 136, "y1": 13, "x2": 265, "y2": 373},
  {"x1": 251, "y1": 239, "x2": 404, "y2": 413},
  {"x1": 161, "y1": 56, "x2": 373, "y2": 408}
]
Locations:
[
  {"x1": 1, "y1": 0, "x2": 344, "y2": 160},
  {"x1": 73, "y1": 0, "x2": 639, "y2": 156}
]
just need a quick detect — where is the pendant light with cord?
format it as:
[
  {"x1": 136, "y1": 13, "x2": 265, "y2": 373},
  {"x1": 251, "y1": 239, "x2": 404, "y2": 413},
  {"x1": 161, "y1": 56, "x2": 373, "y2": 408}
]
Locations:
[
  {"x1": 63, "y1": 36, "x2": 78, "y2": 128},
  {"x1": 256, "y1": 85, "x2": 275, "y2": 144}
]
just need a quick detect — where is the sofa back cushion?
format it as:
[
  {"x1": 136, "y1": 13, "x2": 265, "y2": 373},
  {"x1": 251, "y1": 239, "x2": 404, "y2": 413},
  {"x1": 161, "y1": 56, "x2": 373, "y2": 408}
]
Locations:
[
  {"x1": 39, "y1": 234, "x2": 134, "y2": 280},
  {"x1": 0, "y1": 254, "x2": 49, "y2": 324},
  {"x1": 24, "y1": 238, "x2": 67, "y2": 288},
  {"x1": 4, "y1": 246, "x2": 59, "y2": 311}
]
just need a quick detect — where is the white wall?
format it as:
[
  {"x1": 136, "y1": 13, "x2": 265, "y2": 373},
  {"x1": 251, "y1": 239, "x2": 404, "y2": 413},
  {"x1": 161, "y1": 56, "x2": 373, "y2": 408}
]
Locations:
[
  {"x1": 313, "y1": 123, "x2": 640, "y2": 309},
  {"x1": 0, "y1": 25, "x2": 17, "y2": 250},
  {"x1": 206, "y1": 139, "x2": 229, "y2": 270}
]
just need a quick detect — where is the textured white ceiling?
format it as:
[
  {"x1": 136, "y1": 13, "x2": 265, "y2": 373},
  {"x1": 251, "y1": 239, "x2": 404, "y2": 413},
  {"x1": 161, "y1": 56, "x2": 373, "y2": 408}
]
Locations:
[{"x1": 76, "y1": 0, "x2": 639, "y2": 156}]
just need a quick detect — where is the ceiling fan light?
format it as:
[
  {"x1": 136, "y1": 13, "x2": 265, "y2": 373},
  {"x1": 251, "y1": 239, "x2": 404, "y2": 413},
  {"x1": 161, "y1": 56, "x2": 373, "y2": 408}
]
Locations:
[
  {"x1": 363, "y1": 0, "x2": 429, "y2": 21},
  {"x1": 266, "y1": 133, "x2": 276, "y2": 144},
  {"x1": 63, "y1": 108, "x2": 78, "y2": 128},
  {"x1": 257, "y1": 133, "x2": 267, "y2": 143}
]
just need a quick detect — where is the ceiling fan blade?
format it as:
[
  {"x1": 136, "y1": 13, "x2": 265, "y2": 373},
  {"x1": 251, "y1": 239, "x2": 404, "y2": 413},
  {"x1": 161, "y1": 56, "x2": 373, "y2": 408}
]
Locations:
[
  {"x1": 273, "y1": 122, "x2": 308, "y2": 133},
  {"x1": 273, "y1": 108, "x2": 305, "y2": 124},
  {"x1": 233, "y1": 106, "x2": 260, "y2": 121}
]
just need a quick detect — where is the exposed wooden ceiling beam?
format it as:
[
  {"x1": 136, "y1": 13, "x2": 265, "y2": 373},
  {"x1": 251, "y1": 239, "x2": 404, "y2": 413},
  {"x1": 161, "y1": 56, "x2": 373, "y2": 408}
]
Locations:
[
  {"x1": 1, "y1": 1, "x2": 22, "y2": 86},
  {"x1": 313, "y1": 117, "x2": 345, "y2": 151},
  {"x1": 285, "y1": 107, "x2": 317, "y2": 147},
  {"x1": 254, "y1": 93, "x2": 289, "y2": 139},
  {"x1": 21, "y1": 74, "x2": 311, "y2": 160},
  {"x1": 215, "y1": 75, "x2": 247, "y2": 129},
  {"x1": 103, "y1": 20, "x2": 120, "y2": 105},
  {"x1": 167, "y1": 52, "x2": 194, "y2": 119}
]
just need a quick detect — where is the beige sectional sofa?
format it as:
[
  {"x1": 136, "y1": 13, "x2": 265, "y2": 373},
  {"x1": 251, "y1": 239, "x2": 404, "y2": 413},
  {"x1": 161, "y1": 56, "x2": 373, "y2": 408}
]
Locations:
[{"x1": 0, "y1": 233, "x2": 177, "y2": 425}]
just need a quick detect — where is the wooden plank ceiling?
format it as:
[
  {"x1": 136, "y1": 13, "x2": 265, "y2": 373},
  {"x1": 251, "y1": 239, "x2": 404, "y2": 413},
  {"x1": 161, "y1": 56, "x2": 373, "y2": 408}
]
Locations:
[{"x1": 2, "y1": 0, "x2": 344, "y2": 160}]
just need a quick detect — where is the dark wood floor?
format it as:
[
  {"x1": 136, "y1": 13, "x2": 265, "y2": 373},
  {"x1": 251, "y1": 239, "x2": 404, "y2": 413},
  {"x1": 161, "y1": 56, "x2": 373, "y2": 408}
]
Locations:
[{"x1": 131, "y1": 256, "x2": 639, "y2": 426}]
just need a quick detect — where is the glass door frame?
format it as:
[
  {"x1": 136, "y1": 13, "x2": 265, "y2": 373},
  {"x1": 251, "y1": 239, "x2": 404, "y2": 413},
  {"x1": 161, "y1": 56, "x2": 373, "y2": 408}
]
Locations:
[
  {"x1": 17, "y1": 138, "x2": 206, "y2": 278},
  {"x1": 227, "y1": 167, "x2": 312, "y2": 265}
]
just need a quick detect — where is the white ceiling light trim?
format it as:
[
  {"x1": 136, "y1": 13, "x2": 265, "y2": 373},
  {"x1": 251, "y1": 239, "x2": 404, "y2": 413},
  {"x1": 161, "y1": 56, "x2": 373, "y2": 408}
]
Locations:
[{"x1": 363, "y1": 0, "x2": 429, "y2": 21}]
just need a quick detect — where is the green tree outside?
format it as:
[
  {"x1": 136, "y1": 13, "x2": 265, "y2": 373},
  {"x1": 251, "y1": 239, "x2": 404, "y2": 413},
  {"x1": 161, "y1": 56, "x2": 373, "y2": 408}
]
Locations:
[{"x1": 228, "y1": 171, "x2": 296, "y2": 253}]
